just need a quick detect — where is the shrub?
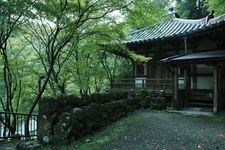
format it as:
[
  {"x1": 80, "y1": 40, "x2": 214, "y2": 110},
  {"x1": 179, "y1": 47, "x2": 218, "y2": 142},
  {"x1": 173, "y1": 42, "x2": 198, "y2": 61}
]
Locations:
[
  {"x1": 150, "y1": 91, "x2": 167, "y2": 110},
  {"x1": 128, "y1": 89, "x2": 135, "y2": 99},
  {"x1": 137, "y1": 90, "x2": 167, "y2": 110},
  {"x1": 140, "y1": 89, "x2": 148, "y2": 99},
  {"x1": 142, "y1": 96, "x2": 153, "y2": 108},
  {"x1": 88, "y1": 92, "x2": 128, "y2": 104}
]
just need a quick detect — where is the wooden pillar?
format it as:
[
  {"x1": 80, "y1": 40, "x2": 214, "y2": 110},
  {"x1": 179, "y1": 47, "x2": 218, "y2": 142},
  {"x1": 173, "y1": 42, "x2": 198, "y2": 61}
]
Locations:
[
  {"x1": 213, "y1": 66, "x2": 218, "y2": 113},
  {"x1": 184, "y1": 69, "x2": 187, "y2": 89},
  {"x1": 142, "y1": 79, "x2": 145, "y2": 89},
  {"x1": 184, "y1": 66, "x2": 191, "y2": 107},
  {"x1": 183, "y1": 37, "x2": 188, "y2": 107},
  {"x1": 216, "y1": 66, "x2": 222, "y2": 111},
  {"x1": 222, "y1": 66, "x2": 225, "y2": 109},
  {"x1": 146, "y1": 62, "x2": 149, "y2": 77},
  {"x1": 173, "y1": 67, "x2": 178, "y2": 108}
]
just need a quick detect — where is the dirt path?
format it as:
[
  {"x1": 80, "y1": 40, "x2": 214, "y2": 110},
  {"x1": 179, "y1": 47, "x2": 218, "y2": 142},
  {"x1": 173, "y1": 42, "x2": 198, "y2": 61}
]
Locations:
[{"x1": 103, "y1": 111, "x2": 225, "y2": 150}]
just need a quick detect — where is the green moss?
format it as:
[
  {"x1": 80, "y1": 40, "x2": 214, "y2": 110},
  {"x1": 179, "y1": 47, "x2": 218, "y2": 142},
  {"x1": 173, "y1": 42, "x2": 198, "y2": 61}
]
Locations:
[{"x1": 74, "y1": 113, "x2": 140, "y2": 150}]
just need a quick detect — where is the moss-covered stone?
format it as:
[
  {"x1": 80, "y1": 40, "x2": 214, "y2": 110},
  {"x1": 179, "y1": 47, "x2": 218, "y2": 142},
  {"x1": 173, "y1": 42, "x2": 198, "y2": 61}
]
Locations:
[{"x1": 38, "y1": 92, "x2": 138, "y2": 143}]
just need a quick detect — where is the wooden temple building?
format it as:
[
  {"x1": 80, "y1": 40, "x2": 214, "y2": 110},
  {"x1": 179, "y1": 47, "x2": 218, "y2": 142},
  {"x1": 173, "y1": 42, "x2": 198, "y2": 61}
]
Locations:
[{"x1": 110, "y1": 13, "x2": 225, "y2": 112}]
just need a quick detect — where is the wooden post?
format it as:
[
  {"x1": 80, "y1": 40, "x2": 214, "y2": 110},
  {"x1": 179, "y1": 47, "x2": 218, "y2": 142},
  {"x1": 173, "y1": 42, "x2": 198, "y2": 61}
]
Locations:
[
  {"x1": 184, "y1": 67, "x2": 187, "y2": 106},
  {"x1": 184, "y1": 66, "x2": 191, "y2": 107},
  {"x1": 173, "y1": 67, "x2": 178, "y2": 108},
  {"x1": 183, "y1": 37, "x2": 188, "y2": 107},
  {"x1": 213, "y1": 66, "x2": 218, "y2": 113},
  {"x1": 142, "y1": 79, "x2": 144, "y2": 88}
]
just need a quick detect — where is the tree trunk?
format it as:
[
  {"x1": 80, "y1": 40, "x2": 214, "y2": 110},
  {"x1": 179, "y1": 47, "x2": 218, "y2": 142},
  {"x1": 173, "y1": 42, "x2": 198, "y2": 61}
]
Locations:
[{"x1": 25, "y1": 65, "x2": 53, "y2": 137}]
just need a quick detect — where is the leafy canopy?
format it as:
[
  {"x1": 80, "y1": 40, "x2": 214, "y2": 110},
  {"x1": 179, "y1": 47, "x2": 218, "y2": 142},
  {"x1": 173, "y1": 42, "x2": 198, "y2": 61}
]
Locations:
[
  {"x1": 176, "y1": 0, "x2": 208, "y2": 19},
  {"x1": 124, "y1": 0, "x2": 169, "y2": 30},
  {"x1": 205, "y1": 0, "x2": 225, "y2": 16}
]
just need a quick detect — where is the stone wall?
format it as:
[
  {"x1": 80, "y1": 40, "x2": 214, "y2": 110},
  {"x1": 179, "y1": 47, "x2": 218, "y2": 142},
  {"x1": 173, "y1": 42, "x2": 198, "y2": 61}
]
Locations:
[
  {"x1": 38, "y1": 91, "x2": 167, "y2": 143},
  {"x1": 38, "y1": 92, "x2": 129, "y2": 143}
]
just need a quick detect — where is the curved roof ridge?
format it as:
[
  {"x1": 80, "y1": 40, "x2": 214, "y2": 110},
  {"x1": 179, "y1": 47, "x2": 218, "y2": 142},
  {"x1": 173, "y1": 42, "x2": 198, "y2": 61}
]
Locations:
[
  {"x1": 121, "y1": 13, "x2": 225, "y2": 44},
  {"x1": 208, "y1": 13, "x2": 225, "y2": 24},
  {"x1": 173, "y1": 17, "x2": 207, "y2": 24},
  {"x1": 129, "y1": 13, "x2": 225, "y2": 37},
  {"x1": 130, "y1": 17, "x2": 209, "y2": 36}
]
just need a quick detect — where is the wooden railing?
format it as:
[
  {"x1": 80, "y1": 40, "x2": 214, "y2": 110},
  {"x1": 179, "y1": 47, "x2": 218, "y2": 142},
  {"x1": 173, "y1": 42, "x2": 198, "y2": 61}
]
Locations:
[
  {"x1": 110, "y1": 78, "x2": 173, "y2": 93},
  {"x1": 0, "y1": 112, "x2": 38, "y2": 140}
]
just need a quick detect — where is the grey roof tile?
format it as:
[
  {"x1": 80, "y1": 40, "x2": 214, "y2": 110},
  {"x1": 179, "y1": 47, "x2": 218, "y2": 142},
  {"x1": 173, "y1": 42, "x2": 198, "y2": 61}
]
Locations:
[{"x1": 121, "y1": 14, "x2": 225, "y2": 44}]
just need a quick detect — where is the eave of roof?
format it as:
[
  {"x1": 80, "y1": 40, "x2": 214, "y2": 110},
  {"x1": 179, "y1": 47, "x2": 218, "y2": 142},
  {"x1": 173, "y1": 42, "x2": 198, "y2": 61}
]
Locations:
[
  {"x1": 160, "y1": 50, "x2": 225, "y2": 64},
  {"x1": 116, "y1": 14, "x2": 225, "y2": 45}
]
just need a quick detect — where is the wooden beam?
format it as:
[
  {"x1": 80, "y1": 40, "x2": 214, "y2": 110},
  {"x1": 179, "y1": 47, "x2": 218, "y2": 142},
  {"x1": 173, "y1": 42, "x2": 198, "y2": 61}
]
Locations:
[{"x1": 213, "y1": 66, "x2": 218, "y2": 113}]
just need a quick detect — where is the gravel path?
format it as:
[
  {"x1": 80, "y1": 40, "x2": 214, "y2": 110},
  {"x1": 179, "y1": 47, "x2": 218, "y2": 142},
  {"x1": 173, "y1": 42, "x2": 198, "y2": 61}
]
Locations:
[
  {"x1": 104, "y1": 111, "x2": 225, "y2": 150},
  {"x1": 0, "y1": 141, "x2": 17, "y2": 150}
]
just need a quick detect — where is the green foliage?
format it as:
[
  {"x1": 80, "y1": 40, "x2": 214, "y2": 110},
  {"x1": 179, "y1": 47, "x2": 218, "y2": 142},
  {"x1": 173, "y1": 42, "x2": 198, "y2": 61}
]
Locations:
[
  {"x1": 153, "y1": 0, "x2": 174, "y2": 8},
  {"x1": 205, "y1": 0, "x2": 225, "y2": 16},
  {"x1": 176, "y1": 0, "x2": 208, "y2": 19},
  {"x1": 0, "y1": 0, "x2": 169, "y2": 114},
  {"x1": 0, "y1": 31, "x2": 38, "y2": 113},
  {"x1": 39, "y1": 92, "x2": 129, "y2": 122},
  {"x1": 151, "y1": 92, "x2": 166, "y2": 110},
  {"x1": 123, "y1": 0, "x2": 170, "y2": 29},
  {"x1": 65, "y1": 40, "x2": 133, "y2": 94},
  {"x1": 128, "y1": 50, "x2": 151, "y2": 62},
  {"x1": 105, "y1": 44, "x2": 151, "y2": 62}
]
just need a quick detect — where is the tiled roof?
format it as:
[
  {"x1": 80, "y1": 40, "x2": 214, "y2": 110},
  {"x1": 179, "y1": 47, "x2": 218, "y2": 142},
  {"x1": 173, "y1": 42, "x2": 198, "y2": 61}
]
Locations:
[
  {"x1": 119, "y1": 14, "x2": 225, "y2": 44},
  {"x1": 160, "y1": 50, "x2": 225, "y2": 64}
]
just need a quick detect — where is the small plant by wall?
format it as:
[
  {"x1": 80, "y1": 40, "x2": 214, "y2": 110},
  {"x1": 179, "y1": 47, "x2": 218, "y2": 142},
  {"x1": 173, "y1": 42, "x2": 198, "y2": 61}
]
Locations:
[{"x1": 140, "y1": 90, "x2": 167, "y2": 110}]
